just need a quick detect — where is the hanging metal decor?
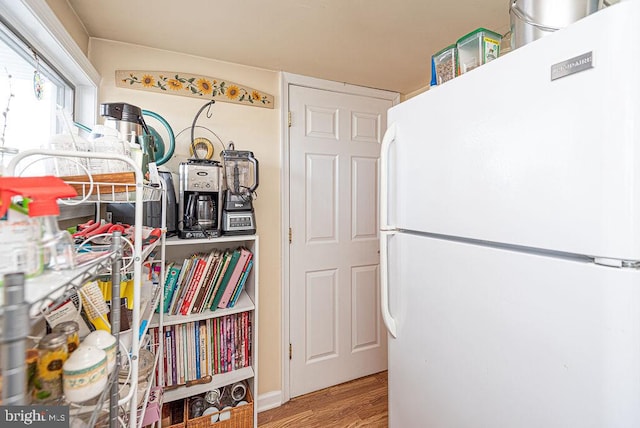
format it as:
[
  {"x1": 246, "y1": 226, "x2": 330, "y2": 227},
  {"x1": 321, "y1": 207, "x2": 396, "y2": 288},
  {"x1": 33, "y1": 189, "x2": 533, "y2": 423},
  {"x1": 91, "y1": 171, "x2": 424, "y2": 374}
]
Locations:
[
  {"x1": 115, "y1": 70, "x2": 274, "y2": 109},
  {"x1": 33, "y1": 51, "x2": 45, "y2": 100}
]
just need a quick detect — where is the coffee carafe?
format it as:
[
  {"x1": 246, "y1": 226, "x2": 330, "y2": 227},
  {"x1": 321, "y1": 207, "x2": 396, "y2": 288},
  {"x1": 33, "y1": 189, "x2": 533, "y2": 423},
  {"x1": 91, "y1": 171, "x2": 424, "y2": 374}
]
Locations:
[
  {"x1": 185, "y1": 193, "x2": 215, "y2": 229},
  {"x1": 178, "y1": 161, "x2": 222, "y2": 239}
]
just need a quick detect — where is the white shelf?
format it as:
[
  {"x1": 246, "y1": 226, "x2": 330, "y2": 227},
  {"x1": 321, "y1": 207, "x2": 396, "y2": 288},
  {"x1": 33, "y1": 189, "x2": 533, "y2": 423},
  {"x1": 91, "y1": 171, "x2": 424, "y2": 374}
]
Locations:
[
  {"x1": 162, "y1": 366, "x2": 255, "y2": 403},
  {"x1": 165, "y1": 235, "x2": 257, "y2": 247},
  {"x1": 0, "y1": 251, "x2": 115, "y2": 319},
  {"x1": 2, "y1": 149, "x2": 163, "y2": 428},
  {"x1": 149, "y1": 291, "x2": 254, "y2": 328},
  {"x1": 160, "y1": 233, "x2": 257, "y2": 428},
  {"x1": 27, "y1": 252, "x2": 114, "y2": 304}
]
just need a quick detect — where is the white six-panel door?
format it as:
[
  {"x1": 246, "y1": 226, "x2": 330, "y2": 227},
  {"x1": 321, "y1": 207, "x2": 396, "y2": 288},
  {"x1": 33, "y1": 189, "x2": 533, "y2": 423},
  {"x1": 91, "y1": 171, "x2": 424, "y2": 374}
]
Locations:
[{"x1": 288, "y1": 84, "x2": 392, "y2": 397}]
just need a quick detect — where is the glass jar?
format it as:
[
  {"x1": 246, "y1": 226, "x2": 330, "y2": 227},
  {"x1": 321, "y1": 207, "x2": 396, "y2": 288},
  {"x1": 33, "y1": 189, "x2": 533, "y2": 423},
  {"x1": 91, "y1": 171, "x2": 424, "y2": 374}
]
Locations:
[
  {"x1": 25, "y1": 348, "x2": 38, "y2": 401},
  {"x1": 52, "y1": 321, "x2": 80, "y2": 354},
  {"x1": 205, "y1": 388, "x2": 221, "y2": 406},
  {"x1": 34, "y1": 332, "x2": 68, "y2": 403}
]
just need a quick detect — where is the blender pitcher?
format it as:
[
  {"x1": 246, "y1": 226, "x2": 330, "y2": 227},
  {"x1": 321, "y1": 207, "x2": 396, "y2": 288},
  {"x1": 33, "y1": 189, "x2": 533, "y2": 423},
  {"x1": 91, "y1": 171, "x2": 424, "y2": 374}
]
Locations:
[
  {"x1": 221, "y1": 143, "x2": 259, "y2": 235},
  {"x1": 222, "y1": 145, "x2": 259, "y2": 197}
]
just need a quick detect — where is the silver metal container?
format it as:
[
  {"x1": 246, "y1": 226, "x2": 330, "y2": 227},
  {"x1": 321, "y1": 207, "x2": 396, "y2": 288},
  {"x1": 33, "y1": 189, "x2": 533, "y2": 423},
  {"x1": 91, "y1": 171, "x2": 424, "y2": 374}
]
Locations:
[
  {"x1": 100, "y1": 102, "x2": 144, "y2": 142},
  {"x1": 510, "y1": 0, "x2": 599, "y2": 49}
]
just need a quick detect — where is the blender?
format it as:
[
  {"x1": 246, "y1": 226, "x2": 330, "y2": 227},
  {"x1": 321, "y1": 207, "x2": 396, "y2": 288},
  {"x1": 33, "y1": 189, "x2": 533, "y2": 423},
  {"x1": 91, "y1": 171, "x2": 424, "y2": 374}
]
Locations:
[{"x1": 221, "y1": 143, "x2": 259, "y2": 235}]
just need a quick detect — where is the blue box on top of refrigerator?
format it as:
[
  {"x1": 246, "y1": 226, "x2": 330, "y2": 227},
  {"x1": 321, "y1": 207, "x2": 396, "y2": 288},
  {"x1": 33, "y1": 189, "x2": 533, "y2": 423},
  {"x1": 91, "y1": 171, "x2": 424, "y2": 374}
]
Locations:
[{"x1": 380, "y1": 2, "x2": 640, "y2": 427}]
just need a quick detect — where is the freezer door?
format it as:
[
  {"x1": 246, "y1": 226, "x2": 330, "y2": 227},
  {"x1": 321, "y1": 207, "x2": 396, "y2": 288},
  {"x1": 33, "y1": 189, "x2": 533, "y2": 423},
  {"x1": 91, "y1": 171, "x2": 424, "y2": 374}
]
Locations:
[
  {"x1": 386, "y1": 1, "x2": 640, "y2": 261},
  {"x1": 387, "y1": 232, "x2": 640, "y2": 428}
]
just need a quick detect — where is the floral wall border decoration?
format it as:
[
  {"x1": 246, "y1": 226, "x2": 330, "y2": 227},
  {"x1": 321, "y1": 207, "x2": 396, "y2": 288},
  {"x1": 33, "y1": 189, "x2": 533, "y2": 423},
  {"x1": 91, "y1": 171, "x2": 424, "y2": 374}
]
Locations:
[{"x1": 115, "y1": 70, "x2": 274, "y2": 109}]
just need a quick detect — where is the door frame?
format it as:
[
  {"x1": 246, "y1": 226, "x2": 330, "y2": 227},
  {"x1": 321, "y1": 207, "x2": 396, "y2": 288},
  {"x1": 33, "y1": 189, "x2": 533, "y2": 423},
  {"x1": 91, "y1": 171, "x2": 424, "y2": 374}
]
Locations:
[{"x1": 280, "y1": 72, "x2": 399, "y2": 404}]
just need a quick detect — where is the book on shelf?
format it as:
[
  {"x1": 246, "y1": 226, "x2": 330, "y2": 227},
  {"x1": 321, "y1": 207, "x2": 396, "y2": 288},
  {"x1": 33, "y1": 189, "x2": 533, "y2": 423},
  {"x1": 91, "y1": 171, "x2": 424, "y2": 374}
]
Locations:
[
  {"x1": 211, "y1": 318, "x2": 217, "y2": 375},
  {"x1": 248, "y1": 313, "x2": 253, "y2": 367},
  {"x1": 205, "y1": 319, "x2": 212, "y2": 376},
  {"x1": 173, "y1": 324, "x2": 184, "y2": 385},
  {"x1": 233, "y1": 315, "x2": 240, "y2": 370},
  {"x1": 192, "y1": 250, "x2": 222, "y2": 314},
  {"x1": 180, "y1": 254, "x2": 210, "y2": 315},
  {"x1": 199, "y1": 320, "x2": 207, "y2": 377},
  {"x1": 238, "y1": 314, "x2": 244, "y2": 370},
  {"x1": 210, "y1": 249, "x2": 241, "y2": 310},
  {"x1": 170, "y1": 325, "x2": 177, "y2": 385},
  {"x1": 218, "y1": 247, "x2": 252, "y2": 308},
  {"x1": 222, "y1": 316, "x2": 228, "y2": 373},
  {"x1": 212, "y1": 317, "x2": 219, "y2": 375},
  {"x1": 194, "y1": 321, "x2": 201, "y2": 379},
  {"x1": 229, "y1": 258, "x2": 253, "y2": 308},
  {"x1": 242, "y1": 311, "x2": 248, "y2": 368},
  {"x1": 158, "y1": 263, "x2": 181, "y2": 313},
  {"x1": 168, "y1": 258, "x2": 188, "y2": 314},
  {"x1": 194, "y1": 251, "x2": 219, "y2": 313},
  {"x1": 200, "y1": 250, "x2": 226, "y2": 312},
  {"x1": 180, "y1": 255, "x2": 202, "y2": 314},
  {"x1": 226, "y1": 316, "x2": 232, "y2": 372},
  {"x1": 169, "y1": 256, "x2": 195, "y2": 315},
  {"x1": 184, "y1": 324, "x2": 189, "y2": 384},
  {"x1": 164, "y1": 327, "x2": 172, "y2": 387},
  {"x1": 191, "y1": 322, "x2": 198, "y2": 381},
  {"x1": 174, "y1": 322, "x2": 181, "y2": 385},
  {"x1": 153, "y1": 328, "x2": 160, "y2": 384},
  {"x1": 205, "y1": 250, "x2": 232, "y2": 311},
  {"x1": 231, "y1": 316, "x2": 235, "y2": 371},
  {"x1": 187, "y1": 322, "x2": 194, "y2": 381}
]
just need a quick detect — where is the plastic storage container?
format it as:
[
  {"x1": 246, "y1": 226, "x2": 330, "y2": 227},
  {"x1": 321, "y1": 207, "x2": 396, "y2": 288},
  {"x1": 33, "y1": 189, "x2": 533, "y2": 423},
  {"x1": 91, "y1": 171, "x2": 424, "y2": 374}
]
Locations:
[
  {"x1": 432, "y1": 44, "x2": 457, "y2": 85},
  {"x1": 456, "y1": 28, "x2": 502, "y2": 74}
]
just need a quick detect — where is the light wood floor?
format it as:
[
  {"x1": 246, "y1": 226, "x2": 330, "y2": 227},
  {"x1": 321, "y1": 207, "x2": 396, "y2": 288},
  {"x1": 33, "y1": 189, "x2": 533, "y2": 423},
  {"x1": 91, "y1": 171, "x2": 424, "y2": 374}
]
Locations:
[{"x1": 258, "y1": 371, "x2": 388, "y2": 428}]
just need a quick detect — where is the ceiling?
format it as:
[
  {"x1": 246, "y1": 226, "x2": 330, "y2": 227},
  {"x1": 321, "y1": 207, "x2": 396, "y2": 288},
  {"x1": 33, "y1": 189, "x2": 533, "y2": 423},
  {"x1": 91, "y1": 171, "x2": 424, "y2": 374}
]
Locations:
[{"x1": 67, "y1": 0, "x2": 511, "y2": 95}]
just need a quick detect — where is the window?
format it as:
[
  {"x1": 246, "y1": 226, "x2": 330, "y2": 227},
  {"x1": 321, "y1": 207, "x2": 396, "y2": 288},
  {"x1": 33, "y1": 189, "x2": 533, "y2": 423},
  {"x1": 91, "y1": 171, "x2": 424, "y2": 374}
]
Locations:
[
  {"x1": 0, "y1": 0, "x2": 99, "y2": 178},
  {"x1": 0, "y1": 0, "x2": 99, "y2": 218},
  {"x1": 0, "y1": 19, "x2": 75, "y2": 174}
]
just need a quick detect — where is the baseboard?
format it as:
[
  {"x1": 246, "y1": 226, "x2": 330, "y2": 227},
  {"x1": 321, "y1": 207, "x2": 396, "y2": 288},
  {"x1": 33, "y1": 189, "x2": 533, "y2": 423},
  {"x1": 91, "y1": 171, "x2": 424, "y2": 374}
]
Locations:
[{"x1": 257, "y1": 390, "x2": 283, "y2": 413}]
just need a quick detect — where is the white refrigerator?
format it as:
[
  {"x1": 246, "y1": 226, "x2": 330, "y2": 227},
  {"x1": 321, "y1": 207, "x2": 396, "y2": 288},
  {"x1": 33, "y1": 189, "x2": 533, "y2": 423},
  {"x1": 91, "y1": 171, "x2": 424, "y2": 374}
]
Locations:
[{"x1": 380, "y1": 2, "x2": 640, "y2": 427}]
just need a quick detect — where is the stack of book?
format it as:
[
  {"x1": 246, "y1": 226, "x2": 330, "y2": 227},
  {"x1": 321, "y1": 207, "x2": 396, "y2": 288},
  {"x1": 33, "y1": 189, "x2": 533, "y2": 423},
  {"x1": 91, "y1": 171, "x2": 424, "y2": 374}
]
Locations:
[
  {"x1": 158, "y1": 247, "x2": 254, "y2": 315},
  {"x1": 151, "y1": 311, "x2": 252, "y2": 387}
]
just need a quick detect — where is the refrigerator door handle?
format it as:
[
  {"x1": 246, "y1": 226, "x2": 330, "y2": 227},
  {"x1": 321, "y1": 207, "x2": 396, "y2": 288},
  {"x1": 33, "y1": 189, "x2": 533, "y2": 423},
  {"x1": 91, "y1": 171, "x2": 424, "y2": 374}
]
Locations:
[
  {"x1": 380, "y1": 122, "x2": 396, "y2": 231},
  {"x1": 380, "y1": 229, "x2": 398, "y2": 338},
  {"x1": 380, "y1": 122, "x2": 398, "y2": 337}
]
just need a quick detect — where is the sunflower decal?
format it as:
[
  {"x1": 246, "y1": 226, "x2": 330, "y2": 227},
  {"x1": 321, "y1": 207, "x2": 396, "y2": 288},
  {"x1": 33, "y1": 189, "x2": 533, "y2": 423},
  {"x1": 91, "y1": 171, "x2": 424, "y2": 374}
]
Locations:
[
  {"x1": 142, "y1": 74, "x2": 155, "y2": 87},
  {"x1": 197, "y1": 78, "x2": 213, "y2": 95},
  {"x1": 227, "y1": 85, "x2": 240, "y2": 100},
  {"x1": 167, "y1": 79, "x2": 183, "y2": 90},
  {"x1": 117, "y1": 71, "x2": 274, "y2": 107}
]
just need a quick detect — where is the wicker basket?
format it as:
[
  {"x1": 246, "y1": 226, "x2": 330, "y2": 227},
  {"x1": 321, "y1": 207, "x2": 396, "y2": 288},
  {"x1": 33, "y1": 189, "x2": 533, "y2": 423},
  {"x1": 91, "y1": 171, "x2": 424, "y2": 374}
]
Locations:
[
  {"x1": 186, "y1": 389, "x2": 253, "y2": 428},
  {"x1": 161, "y1": 400, "x2": 187, "y2": 428}
]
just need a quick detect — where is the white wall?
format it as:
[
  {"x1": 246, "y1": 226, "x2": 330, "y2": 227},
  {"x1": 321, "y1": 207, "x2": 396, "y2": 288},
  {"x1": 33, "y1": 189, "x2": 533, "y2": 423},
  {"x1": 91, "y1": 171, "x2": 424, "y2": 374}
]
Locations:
[
  {"x1": 46, "y1": 0, "x2": 89, "y2": 55},
  {"x1": 88, "y1": 38, "x2": 282, "y2": 396}
]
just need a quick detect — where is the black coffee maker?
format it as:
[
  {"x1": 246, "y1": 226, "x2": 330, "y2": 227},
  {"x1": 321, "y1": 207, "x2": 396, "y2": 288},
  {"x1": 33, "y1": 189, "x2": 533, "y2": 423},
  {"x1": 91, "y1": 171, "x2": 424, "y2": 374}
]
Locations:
[{"x1": 178, "y1": 160, "x2": 223, "y2": 239}]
